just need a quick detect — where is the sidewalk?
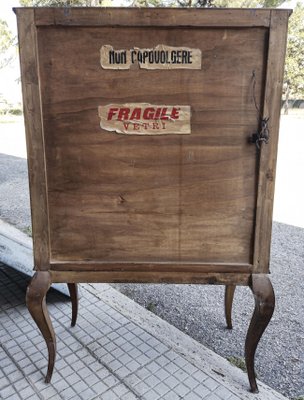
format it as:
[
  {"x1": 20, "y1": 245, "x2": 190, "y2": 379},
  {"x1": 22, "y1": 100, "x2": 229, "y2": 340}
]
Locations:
[
  {"x1": 0, "y1": 264, "x2": 289, "y2": 400},
  {"x1": 0, "y1": 222, "x2": 289, "y2": 400}
]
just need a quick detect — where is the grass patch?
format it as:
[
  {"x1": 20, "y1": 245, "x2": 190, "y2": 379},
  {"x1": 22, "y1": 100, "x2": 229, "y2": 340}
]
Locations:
[
  {"x1": 146, "y1": 302, "x2": 157, "y2": 313},
  {"x1": 23, "y1": 226, "x2": 32, "y2": 237},
  {"x1": 292, "y1": 397, "x2": 304, "y2": 400},
  {"x1": 227, "y1": 356, "x2": 247, "y2": 372}
]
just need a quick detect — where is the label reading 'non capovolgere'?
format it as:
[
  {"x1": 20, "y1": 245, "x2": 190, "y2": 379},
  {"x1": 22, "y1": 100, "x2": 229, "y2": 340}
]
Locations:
[
  {"x1": 100, "y1": 45, "x2": 201, "y2": 70},
  {"x1": 98, "y1": 103, "x2": 191, "y2": 135}
]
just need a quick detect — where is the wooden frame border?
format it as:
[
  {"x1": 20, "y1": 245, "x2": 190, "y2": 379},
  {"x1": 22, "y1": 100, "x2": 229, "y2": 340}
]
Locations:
[
  {"x1": 253, "y1": 9, "x2": 290, "y2": 273},
  {"x1": 31, "y1": 7, "x2": 274, "y2": 28},
  {"x1": 50, "y1": 271, "x2": 251, "y2": 285},
  {"x1": 16, "y1": 9, "x2": 50, "y2": 271},
  {"x1": 50, "y1": 261, "x2": 251, "y2": 272}
]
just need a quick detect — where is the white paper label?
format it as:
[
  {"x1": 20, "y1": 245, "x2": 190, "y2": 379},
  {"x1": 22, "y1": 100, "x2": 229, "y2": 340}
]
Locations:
[
  {"x1": 98, "y1": 103, "x2": 191, "y2": 135},
  {"x1": 100, "y1": 44, "x2": 202, "y2": 70}
]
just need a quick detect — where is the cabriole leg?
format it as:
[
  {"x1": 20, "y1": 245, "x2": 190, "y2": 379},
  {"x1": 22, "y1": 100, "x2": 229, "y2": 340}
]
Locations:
[
  {"x1": 67, "y1": 283, "x2": 79, "y2": 327},
  {"x1": 245, "y1": 274, "x2": 275, "y2": 393},
  {"x1": 26, "y1": 271, "x2": 56, "y2": 383},
  {"x1": 224, "y1": 285, "x2": 236, "y2": 329}
]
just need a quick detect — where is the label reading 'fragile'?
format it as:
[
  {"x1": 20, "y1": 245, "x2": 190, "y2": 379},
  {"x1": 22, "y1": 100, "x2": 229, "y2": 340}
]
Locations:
[
  {"x1": 100, "y1": 45, "x2": 202, "y2": 70},
  {"x1": 98, "y1": 103, "x2": 191, "y2": 135}
]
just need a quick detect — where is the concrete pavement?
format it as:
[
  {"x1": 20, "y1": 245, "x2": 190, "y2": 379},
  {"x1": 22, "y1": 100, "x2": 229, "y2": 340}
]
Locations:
[{"x1": 0, "y1": 254, "x2": 289, "y2": 400}]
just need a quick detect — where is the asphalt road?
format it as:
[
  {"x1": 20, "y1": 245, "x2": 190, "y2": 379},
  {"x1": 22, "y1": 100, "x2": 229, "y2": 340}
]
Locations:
[{"x1": 0, "y1": 153, "x2": 30, "y2": 232}]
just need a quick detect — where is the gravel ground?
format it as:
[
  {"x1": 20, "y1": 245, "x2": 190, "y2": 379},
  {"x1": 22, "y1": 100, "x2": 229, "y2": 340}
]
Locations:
[{"x1": 112, "y1": 222, "x2": 304, "y2": 399}]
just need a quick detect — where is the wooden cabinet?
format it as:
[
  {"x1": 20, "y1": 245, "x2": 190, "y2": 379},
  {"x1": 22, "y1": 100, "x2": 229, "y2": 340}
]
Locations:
[{"x1": 15, "y1": 7, "x2": 290, "y2": 392}]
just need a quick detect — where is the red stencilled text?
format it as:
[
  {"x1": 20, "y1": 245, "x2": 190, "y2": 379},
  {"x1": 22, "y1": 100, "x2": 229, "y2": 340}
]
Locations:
[{"x1": 107, "y1": 107, "x2": 180, "y2": 121}]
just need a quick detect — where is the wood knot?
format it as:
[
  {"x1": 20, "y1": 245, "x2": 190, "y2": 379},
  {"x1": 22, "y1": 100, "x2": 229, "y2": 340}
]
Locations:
[
  {"x1": 266, "y1": 169, "x2": 273, "y2": 181},
  {"x1": 118, "y1": 195, "x2": 126, "y2": 204}
]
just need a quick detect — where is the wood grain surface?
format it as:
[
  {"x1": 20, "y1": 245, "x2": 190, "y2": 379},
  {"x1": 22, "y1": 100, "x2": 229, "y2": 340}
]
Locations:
[
  {"x1": 37, "y1": 26, "x2": 267, "y2": 265},
  {"x1": 50, "y1": 270, "x2": 251, "y2": 285},
  {"x1": 32, "y1": 7, "x2": 273, "y2": 28}
]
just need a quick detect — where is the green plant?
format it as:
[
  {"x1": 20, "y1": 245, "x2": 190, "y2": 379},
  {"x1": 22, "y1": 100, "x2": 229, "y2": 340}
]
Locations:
[
  {"x1": 9, "y1": 108, "x2": 23, "y2": 116},
  {"x1": 146, "y1": 302, "x2": 157, "y2": 313},
  {"x1": 24, "y1": 226, "x2": 32, "y2": 237},
  {"x1": 227, "y1": 356, "x2": 247, "y2": 372}
]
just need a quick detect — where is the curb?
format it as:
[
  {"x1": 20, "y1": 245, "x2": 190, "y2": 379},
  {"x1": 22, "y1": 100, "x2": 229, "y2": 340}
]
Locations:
[{"x1": 0, "y1": 218, "x2": 69, "y2": 296}]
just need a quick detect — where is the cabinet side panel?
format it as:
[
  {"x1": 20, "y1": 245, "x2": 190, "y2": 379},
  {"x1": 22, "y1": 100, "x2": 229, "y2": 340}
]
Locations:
[
  {"x1": 16, "y1": 10, "x2": 50, "y2": 270},
  {"x1": 253, "y1": 10, "x2": 290, "y2": 273}
]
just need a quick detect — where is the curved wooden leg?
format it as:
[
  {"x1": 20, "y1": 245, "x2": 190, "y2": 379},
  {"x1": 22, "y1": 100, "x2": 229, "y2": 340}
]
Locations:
[
  {"x1": 224, "y1": 285, "x2": 236, "y2": 329},
  {"x1": 245, "y1": 274, "x2": 275, "y2": 393},
  {"x1": 67, "y1": 283, "x2": 78, "y2": 327},
  {"x1": 26, "y1": 272, "x2": 56, "y2": 383}
]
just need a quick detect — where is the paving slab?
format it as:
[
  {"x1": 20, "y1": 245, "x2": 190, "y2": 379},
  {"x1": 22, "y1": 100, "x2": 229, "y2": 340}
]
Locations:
[{"x1": 0, "y1": 256, "x2": 289, "y2": 400}]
